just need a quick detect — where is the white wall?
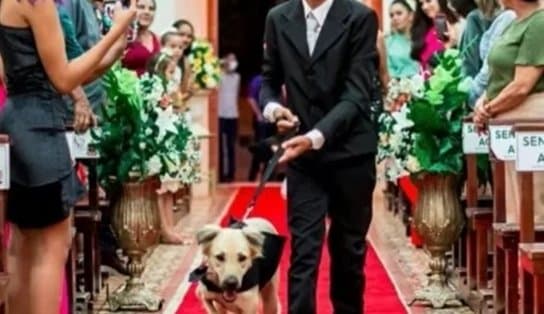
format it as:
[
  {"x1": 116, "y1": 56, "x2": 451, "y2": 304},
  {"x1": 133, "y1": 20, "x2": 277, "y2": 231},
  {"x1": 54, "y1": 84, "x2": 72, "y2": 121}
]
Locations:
[
  {"x1": 150, "y1": 0, "x2": 209, "y2": 39},
  {"x1": 150, "y1": 0, "x2": 177, "y2": 35}
]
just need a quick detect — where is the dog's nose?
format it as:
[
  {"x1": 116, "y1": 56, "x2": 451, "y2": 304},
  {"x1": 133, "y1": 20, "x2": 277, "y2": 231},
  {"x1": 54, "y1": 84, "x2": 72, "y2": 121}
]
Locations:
[{"x1": 222, "y1": 276, "x2": 239, "y2": 290}]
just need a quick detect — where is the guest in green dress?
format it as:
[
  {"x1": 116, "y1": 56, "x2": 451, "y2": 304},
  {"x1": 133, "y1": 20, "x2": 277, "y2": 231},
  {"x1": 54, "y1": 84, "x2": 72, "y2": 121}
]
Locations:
[
  {"x1": 386, "y1": 0, "x2": 420, "y2": 78},
  {"x1": 473, "y1": 0, "x2": 544, "y2": 223}
]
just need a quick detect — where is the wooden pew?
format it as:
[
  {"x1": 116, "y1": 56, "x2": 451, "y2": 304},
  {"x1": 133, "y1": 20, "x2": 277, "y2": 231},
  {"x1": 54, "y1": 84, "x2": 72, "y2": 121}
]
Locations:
[
  {"x1": 462, "y1": 119, "x2": 493, "y2": 297},
  {"x1": 514, "y1": 123, "x2": 544, "y2": 313},
  {"x1": 67, "y1": 130, "x2": 108, "y2": 308},
  {"x1": 489, "y1": 119, "x2": 544, "y2": 313},
  {"x1": 0, "y1": 135, "x2": 9, "y2": 313}
]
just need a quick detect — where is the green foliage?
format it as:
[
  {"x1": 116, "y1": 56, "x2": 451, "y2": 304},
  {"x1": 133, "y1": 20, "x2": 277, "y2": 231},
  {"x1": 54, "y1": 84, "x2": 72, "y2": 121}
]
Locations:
[
  {"x1": 92, "y1": 63, "x2": 194, "y2": 191},
  {"x1": 408, "y1": 49, "x2": 471, "y2": 176}
]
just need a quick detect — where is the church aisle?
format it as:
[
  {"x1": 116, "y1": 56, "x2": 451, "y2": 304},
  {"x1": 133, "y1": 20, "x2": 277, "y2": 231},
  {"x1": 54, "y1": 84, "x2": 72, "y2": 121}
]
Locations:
[{"x1": 89, "y1": 178, "x2": 475, "y2": 314}]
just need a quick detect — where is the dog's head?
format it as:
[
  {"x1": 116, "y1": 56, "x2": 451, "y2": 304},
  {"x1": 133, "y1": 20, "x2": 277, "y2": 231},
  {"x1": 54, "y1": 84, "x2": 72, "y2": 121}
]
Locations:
[{"x1": 196, "y1": 224, "x2": 265, "y2": 300}]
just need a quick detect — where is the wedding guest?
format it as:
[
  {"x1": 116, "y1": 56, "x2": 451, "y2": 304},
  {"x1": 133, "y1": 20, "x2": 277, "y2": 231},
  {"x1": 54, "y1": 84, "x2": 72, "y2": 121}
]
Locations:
[
  {"x1": 146, "y1": 51, "x2": 191, "y2": 244},
  {"x1": 386, "y1": 0, "x2": 419, "y2": 78},
  {"x1": 122, "y1": 0, "x2": 160, "y2": 76},
  {"x1": 61, "y1": 0, "x2": 129, "y2": 274},
  {"x1": 218, "y1": 53, "x2": 241, "y2": 182},
  {"x1": 411, "y1": 0, "x2": 459, "y2": 73},
  {"x1": 473, "y1": 0, "x2": 544, "y2": 223},
  {"x1": 0, "y1": 2, "x2": 135, "y2": 314},
  {"x1": 468, "y1": 8, "x2": 516, "y2": 107},
  {"x1": 449, "y1": 0, "x2": 499, "y2": 77},
  {"x1": 247, "y1": 73, "x2": 275, "y2": 181},
  {"x1": 160, "y1": 30, "x2": 185, "y2": 105},
  {"x1": 172, "y1": 19, "x2": 195, "y2": 102}
]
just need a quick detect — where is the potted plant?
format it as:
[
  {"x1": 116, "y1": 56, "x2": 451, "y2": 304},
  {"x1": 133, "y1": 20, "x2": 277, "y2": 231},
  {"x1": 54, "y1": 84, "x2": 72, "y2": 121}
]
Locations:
[
  {"x1": 404, "y1": 49, "x2": 472, "y2": 308},
  {"x1": 91, "y1": 63, "x2": 199, "y2": 311}
]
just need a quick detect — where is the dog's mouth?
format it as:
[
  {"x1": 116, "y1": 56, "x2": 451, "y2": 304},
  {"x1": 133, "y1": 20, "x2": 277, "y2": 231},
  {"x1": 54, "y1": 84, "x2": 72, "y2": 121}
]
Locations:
[{"x1": 222, "y1": 291, "x2": 237, "y2": 303}]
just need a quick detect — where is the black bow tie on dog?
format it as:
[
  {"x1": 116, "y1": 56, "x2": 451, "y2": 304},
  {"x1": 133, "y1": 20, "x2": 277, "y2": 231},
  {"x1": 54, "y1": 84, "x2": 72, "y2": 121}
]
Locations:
[{"x1": 189, "y1": 218, "x2": 286, "y2": 295}]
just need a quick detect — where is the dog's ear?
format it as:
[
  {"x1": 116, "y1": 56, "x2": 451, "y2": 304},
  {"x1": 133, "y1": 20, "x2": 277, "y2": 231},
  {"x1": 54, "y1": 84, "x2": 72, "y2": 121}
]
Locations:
[
  {"x1": 196, "y1": 224, "x2": 221, "y2": 254},
  {"x1": 242, "y1": 227, "x2": 265, "y2": 258}
]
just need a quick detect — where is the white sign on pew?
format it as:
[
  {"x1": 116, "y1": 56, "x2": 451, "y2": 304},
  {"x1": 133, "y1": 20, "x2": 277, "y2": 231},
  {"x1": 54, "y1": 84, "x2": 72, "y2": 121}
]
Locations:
[
  {"x1": 66, "y1": 129, "x2": 99, "y2": 161},
  {"x1": 489, "y1": 125, "x2": 516, "y2": 160},
  {"x1": 463, "y1": 122, "x2": 489, "y2": 154},
  {"x1": 0, "y1": 143, "x2": 9, "y2": 190},
  {"x1": 516, "y1": 132, "x2": 544, "y2": 172}
]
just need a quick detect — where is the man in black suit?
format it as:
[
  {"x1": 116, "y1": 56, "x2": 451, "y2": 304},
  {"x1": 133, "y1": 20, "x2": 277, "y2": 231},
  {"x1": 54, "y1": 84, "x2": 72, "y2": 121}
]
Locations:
[{"x1": 260, "y1": 0, "x2": 379, "y2": 313}]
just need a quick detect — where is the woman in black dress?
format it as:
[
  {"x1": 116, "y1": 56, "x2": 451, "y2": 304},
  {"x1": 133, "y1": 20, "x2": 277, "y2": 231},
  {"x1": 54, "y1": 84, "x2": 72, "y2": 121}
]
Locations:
[{"x1": 0, "y1": 0, "x2": 135, "y2": 313}]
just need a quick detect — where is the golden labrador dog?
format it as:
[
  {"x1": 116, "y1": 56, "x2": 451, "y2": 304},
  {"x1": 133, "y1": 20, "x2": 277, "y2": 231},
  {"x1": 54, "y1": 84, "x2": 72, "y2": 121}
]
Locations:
[{"x1": 194, "y1": 217, "x2": 283, "y2": 314}]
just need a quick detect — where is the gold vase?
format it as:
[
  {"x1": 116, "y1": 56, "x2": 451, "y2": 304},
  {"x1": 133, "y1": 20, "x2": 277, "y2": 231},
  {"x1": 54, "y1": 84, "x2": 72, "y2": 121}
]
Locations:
[
  {"x1": 409, "y1": 173, "x2": 464, "y2": 308},
  {"x1": 108, "y1": 177, "x2": 163, "y2": 312}
]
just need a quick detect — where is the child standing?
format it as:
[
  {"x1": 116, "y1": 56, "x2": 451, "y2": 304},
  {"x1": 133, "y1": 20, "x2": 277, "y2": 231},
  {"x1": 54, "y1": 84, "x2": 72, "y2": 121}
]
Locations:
[
  {"x1": 146, "y1": 50, "x2": 190, "y2": 244},
  {"x1": 160, "y1": 30, "x2": 186, "y2": 110}
]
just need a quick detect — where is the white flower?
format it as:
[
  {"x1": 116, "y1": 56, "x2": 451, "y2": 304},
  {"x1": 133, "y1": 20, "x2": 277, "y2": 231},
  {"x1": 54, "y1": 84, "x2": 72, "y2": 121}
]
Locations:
[
  {"x1": 147, "y1": 155, "x2": 162, "y2": 176},
  {"x1": 391, "y1": 105, "x2": 414, "y2": 132},
  {"x1": 155, "y1": 106, "x2": 179, "y2": 139}
]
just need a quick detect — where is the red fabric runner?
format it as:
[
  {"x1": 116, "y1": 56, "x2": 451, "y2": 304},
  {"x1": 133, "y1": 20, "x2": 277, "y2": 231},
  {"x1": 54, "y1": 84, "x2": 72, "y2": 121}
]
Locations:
[
  {"x1": 398, "y1": 176, "x2": 424, "y2": 247},
  {"x1": 176, "y1": 186, "x2": 406, "y2": 313}
]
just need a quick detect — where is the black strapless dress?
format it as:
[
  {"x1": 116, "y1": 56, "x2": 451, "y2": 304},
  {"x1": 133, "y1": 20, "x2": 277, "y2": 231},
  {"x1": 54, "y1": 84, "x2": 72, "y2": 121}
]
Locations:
[{"x1": 0, "y1": 24, "x2": 83, "y2": 228}]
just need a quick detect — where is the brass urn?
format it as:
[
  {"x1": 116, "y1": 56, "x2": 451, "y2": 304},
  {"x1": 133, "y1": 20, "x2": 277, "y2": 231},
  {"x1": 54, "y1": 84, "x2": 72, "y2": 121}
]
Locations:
[
  {"x1": 409, "y1": 173, "x2": 464, "y2": 308},
  {"x1": 108, "y1": 177, "x2": 163, "y2": 311}
]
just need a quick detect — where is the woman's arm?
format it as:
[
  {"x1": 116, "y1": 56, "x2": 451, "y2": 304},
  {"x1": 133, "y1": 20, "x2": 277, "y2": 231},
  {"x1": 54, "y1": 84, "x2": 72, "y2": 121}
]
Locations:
[
  {"x1": 376, "y1": 31, "x2": 389, "y2": 91},
  {"x1": 485, "y1": 66, "x2": 544, "y2": 115},
  {"x1": 24, "y1": 0, "x2": 136, "y2": 93},
  {"x1": 486, "y1": 14, "x2": 544, "y2": 115},
  {"x1": 88, "y1": 36, "x2": 127, "y2": 82}
]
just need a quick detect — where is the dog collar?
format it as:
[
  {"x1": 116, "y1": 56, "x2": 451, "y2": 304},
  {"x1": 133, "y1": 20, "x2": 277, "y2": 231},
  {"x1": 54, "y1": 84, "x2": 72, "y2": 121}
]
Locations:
[{"x1": 189, "y1": 263, "x2": 260, "y2": 294}]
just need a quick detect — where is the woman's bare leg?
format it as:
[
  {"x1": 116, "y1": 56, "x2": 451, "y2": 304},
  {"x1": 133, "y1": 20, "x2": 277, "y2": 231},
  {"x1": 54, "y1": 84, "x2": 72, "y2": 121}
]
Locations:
[{"x1": 8, "y1": 217, "x2": 72, "y2": 314}]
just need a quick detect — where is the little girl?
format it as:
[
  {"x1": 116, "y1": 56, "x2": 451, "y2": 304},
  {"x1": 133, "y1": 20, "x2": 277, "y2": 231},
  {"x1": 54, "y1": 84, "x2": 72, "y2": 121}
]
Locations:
[
  {"x1": 146, "y1": 51, "x2": 191, "y2": 244},
  {"x1": 161, "y1": 29, "x2": 186, "y2": 110}
]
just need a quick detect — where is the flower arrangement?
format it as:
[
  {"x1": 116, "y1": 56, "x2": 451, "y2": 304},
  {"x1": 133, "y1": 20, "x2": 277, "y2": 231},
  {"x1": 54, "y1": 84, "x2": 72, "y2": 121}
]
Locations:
[
  {"x1": 377, "y1": 76, "x2": 424, "y2": 181},
  {"x1": 406, "y1": 49, "x2": 472, "y2": 176},
  {"x1": 92, "y1": 63, "x2": 200, "y2": 189},
  {"x1": 188, "y1": 39, "x2": 221, "y2": 90},
  {"x1": 378, "y1": 49, "x2": 471, "y2": 180}
]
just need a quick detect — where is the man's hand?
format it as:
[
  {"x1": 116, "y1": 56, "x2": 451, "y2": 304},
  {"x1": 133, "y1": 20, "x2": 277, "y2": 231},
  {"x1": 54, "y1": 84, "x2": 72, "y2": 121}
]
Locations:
[
  {"x1": 273, "y1": 106, "x2": 299, "y2": 134},
  {"x1": 73, "y1": 97, "x2": 96, "y2": 133},
  {"x1": 279, "y1": 135, "x2": 312, "y2": 163}
]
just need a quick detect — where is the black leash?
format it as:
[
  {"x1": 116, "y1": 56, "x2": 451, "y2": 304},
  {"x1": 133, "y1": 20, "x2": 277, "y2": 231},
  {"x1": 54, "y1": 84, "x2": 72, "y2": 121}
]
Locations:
[{"x1": 241, "y1": 122, "x2": 299, "y2": 219}]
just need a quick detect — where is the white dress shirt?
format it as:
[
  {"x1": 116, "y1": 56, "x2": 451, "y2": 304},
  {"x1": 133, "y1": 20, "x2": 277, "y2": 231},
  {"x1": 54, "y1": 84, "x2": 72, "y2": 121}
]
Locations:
[{"x1": 263, "y1": 0, "x2": 334, "y2": 150}]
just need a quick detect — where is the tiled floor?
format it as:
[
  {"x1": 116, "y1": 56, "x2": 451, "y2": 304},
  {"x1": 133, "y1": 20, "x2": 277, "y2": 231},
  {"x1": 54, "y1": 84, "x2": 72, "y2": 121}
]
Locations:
[{"x1": 87, "y1": 160, "x2": 474, "y2": 313}]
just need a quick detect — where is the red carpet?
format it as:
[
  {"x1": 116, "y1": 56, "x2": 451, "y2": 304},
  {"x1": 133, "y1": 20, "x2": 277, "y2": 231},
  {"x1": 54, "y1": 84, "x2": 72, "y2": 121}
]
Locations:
[{"x1": 176, "y1": 186, "x2": 406, "y2": 313}]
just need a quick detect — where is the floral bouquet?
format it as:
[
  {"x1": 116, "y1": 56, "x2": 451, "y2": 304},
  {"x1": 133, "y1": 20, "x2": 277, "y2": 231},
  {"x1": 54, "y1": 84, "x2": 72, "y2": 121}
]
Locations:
[
  {"x1": 188, "y1": 39, "x2": 221, "y2": 90},
  {"x1": 405, "y1": 49, "x2": 471, "y2": 176},
  {"x1": 92, "y1": 63, "x2": 200, "y2": 190},
  {"x1": 377, "y1": 75, "x2": 424, "y2": 181}
]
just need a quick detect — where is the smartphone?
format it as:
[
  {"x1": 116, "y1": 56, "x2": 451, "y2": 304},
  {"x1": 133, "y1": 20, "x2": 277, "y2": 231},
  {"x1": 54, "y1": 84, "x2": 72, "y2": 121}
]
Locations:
[
  {"x1": 434, "y1": 14, "x2": 449, "y2": 42},
  {"x1": 102, "y1": 0, "x2": 137, "y2": 42}
]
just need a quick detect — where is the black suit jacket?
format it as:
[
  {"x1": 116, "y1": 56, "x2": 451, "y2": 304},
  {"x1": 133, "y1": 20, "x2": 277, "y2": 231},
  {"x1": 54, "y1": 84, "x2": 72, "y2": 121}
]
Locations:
[{"x1": 260, "y1": 0, "x2": 379, "y2": 164}]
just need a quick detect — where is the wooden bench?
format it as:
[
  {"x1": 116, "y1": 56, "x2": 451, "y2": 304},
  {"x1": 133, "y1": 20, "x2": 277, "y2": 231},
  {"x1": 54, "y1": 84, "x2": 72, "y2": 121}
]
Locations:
[
  {"x1": 74, "y1": 159, "x2": 108, "y2": 305},
  {"x1": 462, "y1": 119, "x2": 493, "y2": 293},
  {"x1": 514, "y1": 123, "x2": 544, "y2": 313},
  {"x1": 0, "y1": 135, "x2": 9, "y2": 314},
  {"x1": 67, "y1": 129, "x2": 109, "y2": 308}
]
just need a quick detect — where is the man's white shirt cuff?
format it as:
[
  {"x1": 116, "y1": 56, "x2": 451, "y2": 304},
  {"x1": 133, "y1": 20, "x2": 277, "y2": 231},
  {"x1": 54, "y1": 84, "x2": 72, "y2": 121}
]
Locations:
[
  {"x1": 305, "y1": 129, "x2": 325, "y2": 150},
  {"x1": 263, "y1": 102, "x2": 283, "y2": 122}
]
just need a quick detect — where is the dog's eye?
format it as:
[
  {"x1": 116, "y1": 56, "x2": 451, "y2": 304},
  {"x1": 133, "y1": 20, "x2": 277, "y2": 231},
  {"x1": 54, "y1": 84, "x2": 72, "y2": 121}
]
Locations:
[
  {"x1": 238, "y1": 254, "x2": 247, "y2": 262},
  {"x1": 215, "y1": 253, "x2": 225, "y2": 262}
]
